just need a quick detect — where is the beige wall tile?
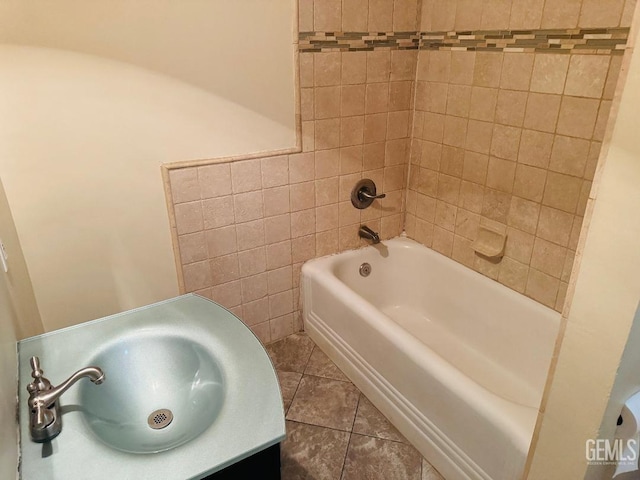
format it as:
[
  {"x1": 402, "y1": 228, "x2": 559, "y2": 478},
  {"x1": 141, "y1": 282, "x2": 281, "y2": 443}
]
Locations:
[
  {"x1": 342, "y1": 85, "x2": 366, "y2": 117},
  {"x1": 481, "y1": 188, "x2": 510, "y2": 223},
  {"x1": 300, "y1": 53, "x2": 314, "y2": 88},
  {"x1": 537, "y1": 206, "x2": 574, "y2": 247},
  {"x1": 263, "y1": 186, "x2": 290, "y2": 217},
  {"x1": 365, "y1": 83, "x2": 390, "y2": 114},
  {"x1": 530, "y1": 238, "x2": 567, "y2": 278},
  {"x1": 342, "y1": 0, "x2": 368, "y2": 31},
  {"x1": 175, "y1": 201, "x2": 203, "y2": 235},
  {"x1": 270, "y1": 314, "x2": 294, "y2": 342},
  {"x1": 198, "y1": 163, "x2": 232, "y2": 199},
  {"x1": 242, "y1": 297, "x2": 269, "y2": 326},
  {"x1": 513, "y1": 163, "x2": 547, "y2": 202},
  {"x1": 234, "y1": 191, "x2": 264, "y2": 222},
  {"x1": 231, "y1": 159, "x2": 262, "y2": 193},
  {"x1": 455, "y1": 0, "x2": 484, "y2": 30},
  {"x1": 443, "y1": 115, "x2": 468, "y2": 148},
  {"x1": 266, "y1": 241, "x2": 292, "y2": 271},
  {"x1": 621, "y1": 0, "x2": 638, "y2": 26},
  {"x1": 203, "y1": 196, "x2": 235, "y2": 230},
  {"x1": 486, "y1": 157, "x2": 516, "y2": 193},
  {"x1": 292, "y1": 234, "x2": 316, "y2": 262},
  {"x1": 469, "y1": 87, "x2": 498, "y2": 122},
  {"x1": 367, "y1": 51, "x2": 391, "y2": 83},
  {"x1": 416, "y1": 193, "x2": 437, "y2": 221},
  {"x1": 178, "y1": 232, "x2": 207, "y2": 265},
  {"x1": 422, "y1": 112, "x2": 445, "y2": 143},
  {"x1": 564, "y1": 55, "x2": 611, "y2": 99},
  {"x1": 315, "y1": 177, "x2": 339, "y2": 206},
  {"x1": 387, "y1": 111, "x2": 410, "y2": 139},
  {"x1": 250, "y1": 322, "x2": 271, "y2": 344},
  {"x1": 290, "y1": 181, "x2": 316, "y2": 212},
  {"x1": 420, "y1": 141, "x2": 443, "y2": 170},
  {"x1": 455, "y1": 209, "x2": 481, "y2": 240},
  {"x1": 414, "y1": 218, "x2": 434, "y2": 246},
  {"x1": 549, "y1": 136, "x2": 590, "y2": 177},
  {"x1": 473, "y1": 52, "x2": 503, "y2": 88},
  {"x1": 205, "y1": 226, "x2": 237, "y2": 257},
  {"x1": 364, "y1": 142, "x2": 386, "y2": 170},
  {"x1": 585, "y1": 141, "x2": 602, "y2": 181},
  {"x1": 579, "y1": 0, "x2": 625, "y2": 27},
  {"x1": 267, "y1": 265, "x2": 293, "y2": 295},
  {"x1": 236, "y1": 219, "x2": 265, "y2": 251},
  {"x1": 340, "y1": 116, "x2": 365, "y2": 146},
  {"x1": 509, "y1": 0, "x2": 544, "y2": 29},
  {"x1": 364, "y1": 114, "x2": 388, "y2": 144},
  {"x1": 432, "y1": 225, "x2": 454, "y2": 256},
  {"x1": 315, "y1": 118, "x2": 341, "y2": 150},
  {"x1": 434, "y1": 200, "x2": 457, "y2": 231},
  {"x1": 315, "y1": 86, "x2": 341, "y2": 119},
  {"x1": 299, "y1": 0, "x2": 314, "y2": 31},
  {"x1": 291, "y1": 208, "x2": 316, "y2": 238},
  {"x1": 430, "y1": 0, "x2": 457, "y2": 31},
  {"x1": 427, "y1": 51, "x2": 451, "y2": 83},
  {"x1": 340, "y1": 146, "x2": 364, "y2": 175},
  {"x1": 301, "y1": 87, "x2": 314, "y2": 121},
  {"x1": 490, "y1": 125, "x2": 521, "y2": 161},
  {"x1": 473, "y1": 254, "x2": 500, "y2": 280},
  {"x1": 556, "y1": 96, "x2": 600, "y2": 139},
  {"x1": 385, "y1": 138, "x2": 410, "y2": 165},
  {"x1": 289, "y1": 153, "x2": 315, "y2": 184},
  {"x1": 440, "y1": 145, "x2": 464, "y2": 177},
  {"x1": 424, "y1": 81, "x2": 448, "y2": 114},
  {"x1": 450, "y1": 51, "x2": 476, "y2": 86},
  {"x1": 530, "y1": 55, "x2": 570, "y2": 95},
  {"x1": 341, "y1": 52, "x2": 367, "y2": 85},
  {"x1": 183, "y1": 261, "x2": 212, "y2": 292},
  {"x1": 593, "y1": 100, "x2": 612, "y2": 142},
  {"x1": 314, "y1": 0, "x2": 341, "y2": 31},
  {"x1": 541, "y1": 0, "x2": 582, "y2": 28},
  {"x1": 508, "y1": 196, "x2": 540, "y2": 234},
  {"x1": 302, "y1": 120, "x2": 315, "y2": 152},
  {"x1": 451, "y1": 235, "x2": 476, "y2": 268},
  {"x1": 339, "y1": 224, "x2": 361, "y2": 250},
  {"x1": 316, "y1": 229, "x2": 339, "y2": 256},
  {"x1": 211, "y1": 280, "x2": 242, "y2": 309},
  {"x1": 368, "y1": 0, "x2": 394, "y2": 31},
  {"x1": 265, "y1": 214, "x2": 291, "y2": 244},
  {"x1": 462, "y1": 151, "x2": 488, "y2": 184},
  {"x1": 316, "y1": 204, "x2": 339, "y2": 231},
  {"x1": 437, "y1": 174, "x2": 462, "y2": 204},
  {"x1": 339, "y1": 201, "x2": 361, "y2": 227},
  {"x1": 465, "y1": 120, "x2": 493, "y2": 154},
  {"x1": 446, "y1": 85, "x2": 472, "y2": 117},
  {"x1": 238, "y1": 247, "x2": 267, "y2": 277},
  {"x1": 315, "y1": 52, "x2": 342, "y2": 87},
  {"x1": 170, "y1": 168, "x2": 200, "y2": 204},
  {"x1": 391, "y1": 51, "x2": 417, "y2": 82},
  {"x1": 523, "y1": 93, "x2": 561, "y2": 133},
  {"x1": 480, "y1": 0, "x2": 512, "y2": 29},
  {"x1": 500, "y1": 53, "x2": 534, "y2": 91},
  {"x1": 262, "y1": 156, "x2": 289, "y2": 189},
  {"x1": 543, "y1": 172, "x2": 582, "y2": 213},
  {"x1": 518, "y1": 129, "x2": 554, "y2": 168},
  {"x1": 505, "y1": 226, "x2": 535, "y2": 264},
  {"x1": 604, "y1": 56, "x2": 623, "y2": 100},
  {"x1": 269, "y1": 290, "x2": 294, "y2": 318},
  {"x1": 393, "y1": 0, "x2": 419, "y2": 30},
  {"x1": 458, "y1": 180, "x2": 485, "y2": 214},
  {"x1": 389, "y1": 81, "x2": 412, "y2": 112},
  {"x1": 210, "y1": 253, "x2": 239, "y2": 286},
  {"x1": 495, "y1": 90, "x2": 528, "y2": 127},
  {"x1": 498, "y1": 257, "x2": 529, "y2": 293},
  {"x1": 315, "y1": 149, "x2": 340, "y2": 178}
]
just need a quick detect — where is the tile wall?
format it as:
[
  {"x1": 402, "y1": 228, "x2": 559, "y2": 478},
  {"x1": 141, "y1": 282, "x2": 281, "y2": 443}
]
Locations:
[
  {"x1": 167, "y1": 1, "x2": 421, "y2": 343},
  {"x1": 405, "y1": 0, "x2": 635, "y2": 311},
  {"x1": 167, "y1": 0, "x2": 637, "y2": 343}
]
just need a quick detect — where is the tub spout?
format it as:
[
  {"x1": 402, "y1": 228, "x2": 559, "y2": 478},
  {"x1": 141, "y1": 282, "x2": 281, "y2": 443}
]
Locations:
[{"x1": 359, "y1": 225, "x2": 380, "y2": 244}]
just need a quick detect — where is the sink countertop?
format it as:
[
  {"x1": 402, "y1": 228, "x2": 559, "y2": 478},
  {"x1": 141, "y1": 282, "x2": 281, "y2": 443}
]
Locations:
[{"x1": 18, "y1": 294, "x2": 285, "y2": 480}]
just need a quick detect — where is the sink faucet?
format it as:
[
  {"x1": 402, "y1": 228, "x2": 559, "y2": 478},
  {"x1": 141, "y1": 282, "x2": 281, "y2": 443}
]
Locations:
[
  {"x1": 27, "y1": 356, "x2": 105, "y2": 442},
  {"x1": 358, "y1": 225, "x2": 380, "y2": 244}
]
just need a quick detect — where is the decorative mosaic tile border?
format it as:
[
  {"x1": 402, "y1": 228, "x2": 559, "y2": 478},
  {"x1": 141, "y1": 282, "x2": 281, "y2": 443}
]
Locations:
[{"x1": 299, "y1": 27, "x2": 629, "y2": 54}]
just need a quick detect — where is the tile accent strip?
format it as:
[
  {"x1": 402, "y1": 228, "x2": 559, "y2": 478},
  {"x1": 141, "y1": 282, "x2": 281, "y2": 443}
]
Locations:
[{"x1": 299, "y1": 27, "x2": 630, "y2": 54}]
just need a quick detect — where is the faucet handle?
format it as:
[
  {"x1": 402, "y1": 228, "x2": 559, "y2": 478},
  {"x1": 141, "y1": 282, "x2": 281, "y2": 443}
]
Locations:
[{"x1": 28, "y1": 356, "x2": 52, "y2": 392}]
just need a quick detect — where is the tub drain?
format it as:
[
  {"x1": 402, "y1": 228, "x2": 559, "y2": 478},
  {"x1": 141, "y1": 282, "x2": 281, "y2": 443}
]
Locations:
[
  {"x1": 147, "y1": 409, "x2": 173, "y2": 429},
  {"x1": 359, "y1": 262, "x2": 372, "y2": 277}
]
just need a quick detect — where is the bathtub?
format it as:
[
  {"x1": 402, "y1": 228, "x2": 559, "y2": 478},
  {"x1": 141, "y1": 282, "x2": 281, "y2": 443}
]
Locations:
[{"x1": 301, "y1": 236, "x2": 560, "y2": 480}]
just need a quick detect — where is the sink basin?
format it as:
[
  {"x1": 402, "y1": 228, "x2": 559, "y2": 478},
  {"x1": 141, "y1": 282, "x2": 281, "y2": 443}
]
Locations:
[
  {"x1": 79, "y1": 333, "x2": 225, "y2": 454},
  {"x1": 18, "y1": 294, "x2": 285, "y2": 480}
]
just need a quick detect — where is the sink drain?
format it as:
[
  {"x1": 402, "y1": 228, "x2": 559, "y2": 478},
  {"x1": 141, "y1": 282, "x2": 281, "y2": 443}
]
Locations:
[{"x1": 148, "y1": 409, "x2": 173, "y2": 430}]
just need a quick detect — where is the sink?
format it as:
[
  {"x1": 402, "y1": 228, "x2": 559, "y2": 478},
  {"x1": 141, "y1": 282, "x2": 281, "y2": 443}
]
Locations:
[
  {"x1": 18, "y1": 295, "x2": 285, "y2": 480},
  {"x1": 79, "y1": 333, "x2": 225, "y2": 454}
]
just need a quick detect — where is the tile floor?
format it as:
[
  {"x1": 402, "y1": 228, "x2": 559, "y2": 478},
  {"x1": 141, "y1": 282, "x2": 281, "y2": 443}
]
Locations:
[{"x1": 265, "y1": 333, "x2": 445, "y2": 480}]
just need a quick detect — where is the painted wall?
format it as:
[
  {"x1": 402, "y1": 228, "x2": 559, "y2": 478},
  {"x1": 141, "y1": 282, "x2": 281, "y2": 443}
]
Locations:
[
  {"x1": 0, "y1": 1, "x2": 296, "y2": 331},
  {"x1": 0, "y1": 178, "x2": 44, "y2": 479},
  {"x1": 526, "y1": 11, "x2": 640, "y2": 478}
]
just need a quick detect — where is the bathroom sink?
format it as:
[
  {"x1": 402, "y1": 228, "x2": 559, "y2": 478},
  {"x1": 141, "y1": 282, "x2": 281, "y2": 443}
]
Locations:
[
  {"x1": 79, "y1": 333, "x2": 225, "y2": 454},
  {"x1": 18, "y1": 295, "x2": 285, "y2": 480}
]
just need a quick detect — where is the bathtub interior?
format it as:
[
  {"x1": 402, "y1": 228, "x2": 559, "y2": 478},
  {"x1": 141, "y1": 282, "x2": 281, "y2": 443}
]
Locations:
[{"x1": 327, "y1": 237, "x2": 560, "y2": 409}]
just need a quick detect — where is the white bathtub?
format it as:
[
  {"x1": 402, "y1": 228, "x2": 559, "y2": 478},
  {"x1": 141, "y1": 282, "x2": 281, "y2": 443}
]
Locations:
[{"x1": 301, "y1": 236, "x2": 560, "y2": 480}]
